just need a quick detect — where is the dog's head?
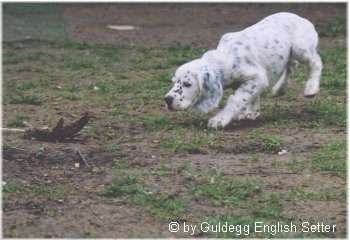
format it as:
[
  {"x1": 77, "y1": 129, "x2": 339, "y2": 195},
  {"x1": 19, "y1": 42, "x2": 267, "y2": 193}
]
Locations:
[{"x1": 164, "y1": 59, "x2": 223, "y2": 113}]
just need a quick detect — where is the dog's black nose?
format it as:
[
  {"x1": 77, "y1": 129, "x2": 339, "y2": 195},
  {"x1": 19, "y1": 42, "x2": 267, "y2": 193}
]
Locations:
[{"x1": 164, "y1": 96, "x2": 173, "y2": 108}]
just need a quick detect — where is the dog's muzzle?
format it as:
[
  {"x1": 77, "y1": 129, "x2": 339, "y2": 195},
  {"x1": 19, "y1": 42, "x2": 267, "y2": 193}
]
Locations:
[{"x1": 164, "y1": 95, "x2": 174, "y2": 110}]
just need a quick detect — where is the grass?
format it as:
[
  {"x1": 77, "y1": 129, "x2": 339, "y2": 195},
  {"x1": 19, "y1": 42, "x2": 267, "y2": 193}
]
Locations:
[
  {"x1": 30, "y1": 184, "x2": 73, "y2": 200},
  {"x1": 159, "y1": 130, "x2": 219, "y2": 153},
  {"x1": 312, "y1": 141, "x2": 346, "y2": 178},
  {"x1": 107, "y1": 107, "x2": 125, "y2": 117},
  {"x1": 2, "y1": 143, "x2": 13, "y2": 150},
  {"x1": 136, "y1": 115, "x2": 175, "y2": 131},
  {"x1": 101, "y1": 176, "x2": 140, "y2": 197},
  {"x1": 3, "y1": 182, "x2": 23, "y2": 194},
  {"x1": 133, "y1": 194, "x2": 188, "y2": 219},
  {"x1": 311, "y1": 97, "x2": 346, "y2": 127},
  {"x1": 8, "y1": 94, "x2": 44, "y2": 105},
  {"x1": 3, "y1": 182, "x2": 72, "y2": 201},
  {"x1": 113, "y1": 158, "x2": 130, "y2": 170},
  {"x1": 196, "y1": 184, "x2": 286, "y2": 238},
  {"x1": 159, "y1": 135, "x2": 204, "y2": 153},
  {"x1": 248, "y1": 133, "x2": 284, "y2": 153},
  {"x1": 287, "y1": 187, "x2": 345, "y2": 201},
  {"x1": 101, "y1": 175, "x2": 188, "y2": 220},
  {"x1": 9, "y1": 80, "x2": 39, "y2": 90},
  {"x1": 318, "y1": 17, "x2": 346, "y2": 37},
  {"x1": 46, "y1": 208, "x2": 63, "y2": 217},
  {"x1": 192, "y1": 171, "x2": 263, "y2": 207},
  {"x1": 7, "y1": 115, "x2": 29, "y2": 127}
]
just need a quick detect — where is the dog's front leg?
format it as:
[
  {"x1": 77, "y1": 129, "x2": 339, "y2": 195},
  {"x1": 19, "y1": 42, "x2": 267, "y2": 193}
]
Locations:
[{"x1": 208, "y1": 78, "x2": 266, "y2": 129}]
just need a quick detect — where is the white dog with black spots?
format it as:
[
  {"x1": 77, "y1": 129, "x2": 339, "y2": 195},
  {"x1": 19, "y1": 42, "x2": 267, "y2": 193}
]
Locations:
[{"x1": 164, "y1": 12, "x2": 322, "y2": 129}]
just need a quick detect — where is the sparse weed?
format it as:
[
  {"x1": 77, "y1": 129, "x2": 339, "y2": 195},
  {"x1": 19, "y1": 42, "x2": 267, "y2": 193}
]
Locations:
[
  {"x1": 311, "y1": 97, "x2": 346, "y2": 127},
  {"x1": 113, "y1": 158, "x2": 130, "y2": 170},
  {"x1": 287, "y1": 187, "x2": 333, "y2": 201},
  {"x1": 134, "y1": 193, "x2": 188, "y2": 219},
  {"x1": 130, "y1": 43, "x2": 205, "y2": 70},
  {"x1": 101, "y1": 175, "x2": 188, "y2": 219},
  {"x1": 137, "y1": 115, "x2": 174, "y2": 131},
  {"x1": 318, "y1": 17, "x2": 346, "y2": 37},
  {"x1": 2, "y1": 143, "x2": 12, "y2": 150},
  {"x1": 89, "y1": 80, "x2": 112, "y2": 94},
  {"x1": 62, "y1": 58, "x2": 94, "y2": 70},
  {"x1": 319, "y1": 48, "x2": 346, "y2": 93},
  {"x1": 312, "y1": 141, "x2": 346, "y2": 178},
  {"x1": 4, "y1": 226, "x2": 18, "y2": 238},
  {"x1": 193, "y1": 171, "x2": 263, "y2": 207},
  {"x1": 262, "y1": 102, "x2": 294, "y2": 125},
  {"x1": 101, "y1": 176, "x2": 140, "y2": 197},
  {"x1": 3, "y1": 182, "x2": 23, "y2": 194},
  {"x1": 7, "y1": 115, "x2": 29, "y2": 127},
  {"x1": 248, "y1": 133, "x2": 284, "y2": 153},
  {"x1": 59, "y1": 92, "x2": 84, "y2": 101},
  {"x1": 30, "y1": 184, "x2": 72, "y2": 200},
  {"x1": 106, "y1": 144, "x2": 123, "y2": 153},
  {"x1": 107, "y1": 107, "x2": 125, "y2": 116},
  {"x1": 82, "y1": 230, "x2": 98, "y2": 238},
  {"x1": 163, "y1": 43, "x2": 206, "y2": 65},
  {"x1": 62, "y1": 84, "x2": 81, "y2": 92},
  {"x1": 46, "y1": 208, "x2": 63, "y2": 217},
  {"x1": 8, "y1": 94, "x2": 44, "y2": 105},
  {"x1": 159, "y1": 134, "x2": 206, "y2": 154},
  {"x1": 9, "y1": 80, "x2": 38, "y2": 90},
  {"x1": 152, "y1": 196, "x2": 188, "y2": 218}
]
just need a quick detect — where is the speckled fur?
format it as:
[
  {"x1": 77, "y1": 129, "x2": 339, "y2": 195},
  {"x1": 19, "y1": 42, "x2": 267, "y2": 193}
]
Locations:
[{"x1": 164, "y1": 12, "x2": 322, "y2": 128}]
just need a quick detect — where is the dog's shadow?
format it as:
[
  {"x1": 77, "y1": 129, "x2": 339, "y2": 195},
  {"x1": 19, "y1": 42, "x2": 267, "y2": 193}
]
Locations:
[{"x1": 182, "y1": 109, "x2": 320, "y2": 132}]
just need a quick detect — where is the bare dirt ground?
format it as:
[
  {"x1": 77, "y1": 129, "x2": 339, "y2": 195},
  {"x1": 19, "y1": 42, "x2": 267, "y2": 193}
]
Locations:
[
  {"x1": 2, "y1": 3, "x2": 347, "y2": 238},
  {"x1": 61, "y1": 3, "x2": 346, "y2": 49}
]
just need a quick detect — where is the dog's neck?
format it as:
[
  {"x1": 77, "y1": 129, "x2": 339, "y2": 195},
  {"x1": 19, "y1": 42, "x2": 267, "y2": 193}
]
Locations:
[{"x1": 201, "y1": 50, "x2": 238, "y2": 88}]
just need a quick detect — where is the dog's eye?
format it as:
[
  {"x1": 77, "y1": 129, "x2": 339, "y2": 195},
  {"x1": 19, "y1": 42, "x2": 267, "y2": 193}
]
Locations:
[{"x1": 183, "y1": 82, "x2": 192, "y2": 88}]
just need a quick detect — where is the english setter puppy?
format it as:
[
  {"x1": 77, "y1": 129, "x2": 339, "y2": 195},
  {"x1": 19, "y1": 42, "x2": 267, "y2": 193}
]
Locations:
[{"x1": 164, "y1": 12, "x2": 322, "y2": 128}]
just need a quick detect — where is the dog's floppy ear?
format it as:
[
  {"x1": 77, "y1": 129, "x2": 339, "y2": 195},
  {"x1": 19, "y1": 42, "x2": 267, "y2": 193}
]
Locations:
[{"x1": 195, "y1": 69, "x2": 223, "y2": 113}]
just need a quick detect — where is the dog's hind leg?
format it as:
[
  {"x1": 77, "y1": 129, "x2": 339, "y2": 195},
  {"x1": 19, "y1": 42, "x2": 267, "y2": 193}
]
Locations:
[
  {"x1": 291, "y1": 30, "x2": 322, "y2": 97},
  {"x1": 271, "y1": 60, "x2": 298, "y2": 97},
  {"x1": 302, "y1": 52, "x2": 322, "y2": 97}
]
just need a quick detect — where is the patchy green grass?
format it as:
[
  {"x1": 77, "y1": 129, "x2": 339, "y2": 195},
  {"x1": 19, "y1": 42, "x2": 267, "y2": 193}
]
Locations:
[
  {"x1": 101, "y1": 175, "x2": 188, "y2": 220},
  {"x1": 3, "y1": 182, "x2": 72, "y2": 201},
  {"x1": 159, "y1": 135, "x2": 204, "y2": 153},
  {"x1": 8, "y1": 94, "x2": 44, "y2": 105},
  {"x1": 247, "y1": 133, "x2": 284, "y2": 153},
  {"x1": 29, "y1": 184, "x2": 73, "y2": 200},
  {"x1": 312, "y1": 141, "x2": 346, "y2": 178},
  {"x1": 311, "y1": 97, "x2": 346, "y2": 127},
  {"x1": 133, "y1": 194, "x2": 188, "y2": 219},
  {"x1": 3, "y1": 182, "x2": 23, "y2": 194},
  {"x1": 192, "y1": 170, "x2": 263, "y2": 207},
  {"x1": 101, "y1": 176, "x2": 140, "y2": 197},
  {"x1": 7, "y1": 115, "x2": 29, "y2": 127},
  {"x1": 318, "y1": 17, "x2": 346, "y2": 37}
]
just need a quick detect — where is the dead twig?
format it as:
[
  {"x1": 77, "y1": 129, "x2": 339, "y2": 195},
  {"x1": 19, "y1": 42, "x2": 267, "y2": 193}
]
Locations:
[
  {"x1": 77, "y1": 150, "x2": 91, "y2": 169},
  {"x1": 2, "y1": 128, "x2": 26, "y2": 132}
]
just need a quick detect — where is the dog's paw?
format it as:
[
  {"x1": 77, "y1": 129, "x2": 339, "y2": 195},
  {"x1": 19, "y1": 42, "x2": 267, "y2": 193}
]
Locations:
[
  {"x1": 238, "y1": 110, "x2": 260, "y2": 120},
  {"x1": 304, "y1": 80, "x2": 319, "y2": 97},
  {"x1": 208, "y1": 113, "x2": 231, "y2": 129}
]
